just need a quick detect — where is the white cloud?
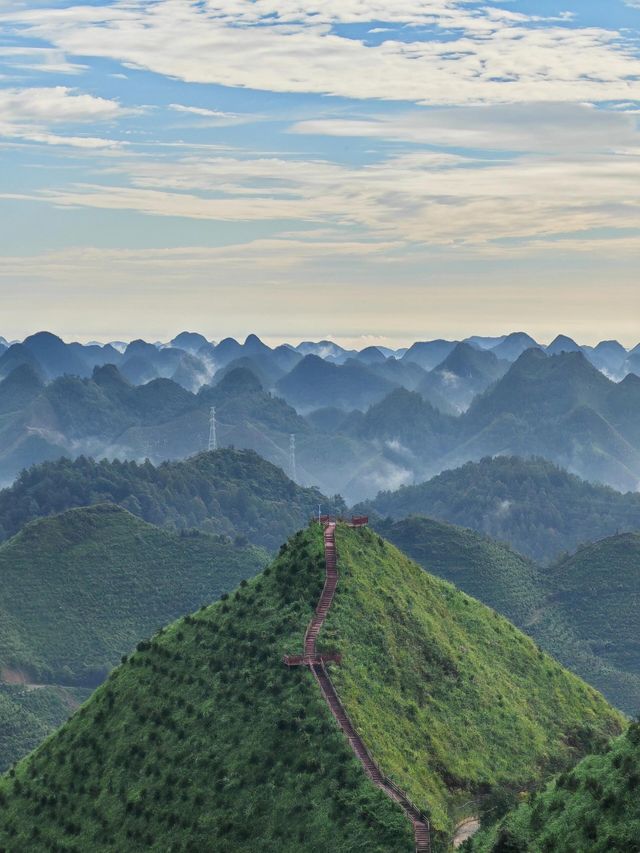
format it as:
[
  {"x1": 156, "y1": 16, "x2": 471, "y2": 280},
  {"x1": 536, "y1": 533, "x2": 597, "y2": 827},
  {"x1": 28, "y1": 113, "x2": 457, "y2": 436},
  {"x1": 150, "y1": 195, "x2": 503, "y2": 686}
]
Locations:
[
  {"x1": 4, "y1": 1, "x2": 640, "y2": 105},
  {"x1": 0, "y1": 86, "x2": 126, "y2": 148},
  {"x1": 0, "y1": 86, "x2": 123, "y2": 122}
]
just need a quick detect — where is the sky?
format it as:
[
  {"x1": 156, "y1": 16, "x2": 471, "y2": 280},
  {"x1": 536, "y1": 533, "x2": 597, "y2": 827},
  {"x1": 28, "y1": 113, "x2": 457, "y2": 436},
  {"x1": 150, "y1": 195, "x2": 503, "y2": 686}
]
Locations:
[{"x1": 0, "y1": 0, "x2": 639, "y2": 347}]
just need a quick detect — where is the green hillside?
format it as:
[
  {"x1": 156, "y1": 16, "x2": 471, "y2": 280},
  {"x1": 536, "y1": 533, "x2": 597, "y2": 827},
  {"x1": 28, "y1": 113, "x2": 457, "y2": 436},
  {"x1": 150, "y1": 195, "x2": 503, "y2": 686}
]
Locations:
[
  {"x1": 321, "y1": 526, "x2": 622, "y2": 834},
  {"x1": 372, "y1": 516, "x2": 640, "y2": 715},
  {"x1": 0, "y1": 449, "x2": 329, "y2": 551},
  {"x1": 373, "y1": 516, "x2": 540, "y2": 626},
  {"x1": 470, "y1": 721, "x2": 640, "y2": 852},
  {"x1": 0, "y1": 683, "x2": 90, "y2": 773},
  {"x1": 0, "y1": 503, "x2": 266, "y2": 687},
  {"x1": 0, "y1": 525, "x2": 412, "y2": 853},
  {"x1": 547, "y1": 533, "x2": 640, "y2": 684},
  {"x1": 0, "y1": 503, "x2": 265, "y2": 771},
  {"x1": 0, "y1": 524, "x2": 622, "y2": 851},
  {"x1": 358, "y1": 456, "x2": 640, "y2": 564}
]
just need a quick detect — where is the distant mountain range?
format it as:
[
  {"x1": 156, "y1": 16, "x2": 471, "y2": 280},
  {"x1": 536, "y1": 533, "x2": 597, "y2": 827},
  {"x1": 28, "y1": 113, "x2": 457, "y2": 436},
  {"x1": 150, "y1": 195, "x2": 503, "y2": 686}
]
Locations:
[
  {"x1": 0, "y1": 330, "x2": 639, "y2": 501},
  {"x1": 2, "y1": 329, "x2": 638, "y2": 388}
]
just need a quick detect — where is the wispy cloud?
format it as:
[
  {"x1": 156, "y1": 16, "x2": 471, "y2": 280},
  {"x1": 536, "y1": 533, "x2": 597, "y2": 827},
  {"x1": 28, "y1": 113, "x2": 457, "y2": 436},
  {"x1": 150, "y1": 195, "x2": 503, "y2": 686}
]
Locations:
[
  {"x1": 169, "y1": 103, "x2": 236, "y2": 119},
  {"x1": 6, "y1": 137, "x2": 640, "y2": 250}
]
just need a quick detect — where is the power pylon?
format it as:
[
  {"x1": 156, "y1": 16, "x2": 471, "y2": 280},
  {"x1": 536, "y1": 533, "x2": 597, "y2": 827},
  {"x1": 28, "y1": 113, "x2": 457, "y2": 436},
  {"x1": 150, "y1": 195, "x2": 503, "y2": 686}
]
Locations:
[{"x1": 208, "y1": 407, "x2": 218, "y2": 452}]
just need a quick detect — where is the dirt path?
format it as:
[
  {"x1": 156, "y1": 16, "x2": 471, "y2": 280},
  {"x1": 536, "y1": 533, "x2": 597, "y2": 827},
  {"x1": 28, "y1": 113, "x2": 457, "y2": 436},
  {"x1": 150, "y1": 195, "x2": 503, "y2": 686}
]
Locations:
[{"x1": 453, "y1": 817, "x2": 481, "y2": 848}]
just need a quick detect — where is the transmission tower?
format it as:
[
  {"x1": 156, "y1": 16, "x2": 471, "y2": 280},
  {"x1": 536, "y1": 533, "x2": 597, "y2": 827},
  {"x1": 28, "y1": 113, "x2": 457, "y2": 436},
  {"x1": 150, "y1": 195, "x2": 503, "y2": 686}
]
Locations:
[
  {"x1": 289, "y1": 434, "x2": 297, "y2": 481},
  {"x1": 208, "y1": 407, "x2": 218, "y2": 452}
]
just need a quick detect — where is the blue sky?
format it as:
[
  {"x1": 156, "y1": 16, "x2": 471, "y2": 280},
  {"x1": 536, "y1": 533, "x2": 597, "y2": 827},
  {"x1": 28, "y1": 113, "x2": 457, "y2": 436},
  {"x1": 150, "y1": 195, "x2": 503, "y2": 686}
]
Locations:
[{"x1": 0, "y1": 0, "x2": 639, "y2": 346}]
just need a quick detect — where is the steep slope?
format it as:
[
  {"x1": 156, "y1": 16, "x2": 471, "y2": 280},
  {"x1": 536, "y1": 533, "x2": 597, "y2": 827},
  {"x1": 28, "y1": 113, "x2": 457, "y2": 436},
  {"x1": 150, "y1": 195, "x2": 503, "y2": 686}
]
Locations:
[
  {"x1": 0, "y1": 525, "x2": 413, "y2": 853},
  {"x1": 491, "y1": 333, "x2": 539, "y2": 362},
  {"x1": 470, "y1": 721, "x2": 640, "y2": 852},
  {"x1": 276, "y1": 354, "x2": 396, "y2": 412},
  {"x1": 169, "y1": 331, "x2": 210, "y2": 354},
  {"x1": 317, "y1": 526, "x2": 622, "y2": 837},
  {"x1": 0, "y1": 365, "x2": 203, "y2": 485},
  {"x1": 466, "y1": 349, "x2": 611, "y2": 429},
  {"x1": 0, "y1": 504, "x2": 266, "y2": 771},
  {"x1": 215, "y1": 354, "x2": 285, "y2": 389},
  {"x1": 0, "y1": 525, "x2": 624, "y2": 851},
  {"x1": 0, "y1": 449, "x2": 327, "y2": 552},
  {"x1": 0, "y1": 365, "x2": 44, "y2": 416},
  {"x1": 372, "y1": 516, "x2": 541, "y2": 626},
  {"x1": 585, "y1": 339, "x2": 629, "y2": 378},
  {"x1": 0, "y1": 344, "x2": 42, "y2": 381},
  {"x1": 450, "y1": 350, "x2": 640, "y2": 490},
  {"x1": 354, "y1": 345, "x2": 387, "y2": 365},
  {"x1": 0, "y1": 683, "x2": 90, "y2": 773},
  {"x1": 21, "y1": 332, "x2": 89, "y2": 380},
  {"x1": 358, "y1": 456, "x2": 640, "y2": 564},
  {"x1": 113, "y1": 367, "x2": 308, "y2": 465},
  {"x1": 360, "y1": 516, "x2": 640, "y2": 714},
  {"x1": 348, "y1": 387, "x2": 457, "y2": 463},
  {"x1": 546, "y1": 334, "x2": 582, "y2": 356},
  {"x1": 402, "y1": 340, "x2": 458, "y2": 371},
  {"x1": 419, "y1": 343, "x2": 509, "y2": 413},
  {"x1": 0, "y1": 504, "x2": 266, "y2": 687}
]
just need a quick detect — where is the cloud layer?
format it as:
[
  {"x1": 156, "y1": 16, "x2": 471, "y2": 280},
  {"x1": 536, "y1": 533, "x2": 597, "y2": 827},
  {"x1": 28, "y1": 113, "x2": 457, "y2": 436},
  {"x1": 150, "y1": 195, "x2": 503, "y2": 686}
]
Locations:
[{"x1": 5, "y1": 0, "x2": 640, "y2": 105}]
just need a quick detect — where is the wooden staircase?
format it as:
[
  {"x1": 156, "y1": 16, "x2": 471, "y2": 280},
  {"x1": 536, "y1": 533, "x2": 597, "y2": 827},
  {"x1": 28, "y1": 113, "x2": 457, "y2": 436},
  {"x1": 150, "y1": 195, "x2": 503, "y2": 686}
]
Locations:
[
  {"x1": 287, "y1": 521, "x2": 432, "y2": 853},
  {"x1": 303, "y1": 523, "x2": 338, "y2": 658}
]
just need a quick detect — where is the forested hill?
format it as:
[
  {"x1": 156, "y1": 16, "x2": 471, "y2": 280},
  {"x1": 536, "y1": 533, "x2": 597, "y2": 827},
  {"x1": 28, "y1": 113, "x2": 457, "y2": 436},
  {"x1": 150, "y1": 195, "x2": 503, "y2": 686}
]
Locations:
[
  {"x1": 0, "y1": 449, "x2": 333, "y2": 552},
  {"x1": 357, "y1": 456, "x2": 640, "y2": 563},
  {"x1": 470, "y1": 720, "x2": 640, "y2": 852},
  {"x1": 0, "y1": 503, "x2": 266, "y2": 771},
  {"x1": 0, "y1": 525, "x2": 622, "y2": 851}
]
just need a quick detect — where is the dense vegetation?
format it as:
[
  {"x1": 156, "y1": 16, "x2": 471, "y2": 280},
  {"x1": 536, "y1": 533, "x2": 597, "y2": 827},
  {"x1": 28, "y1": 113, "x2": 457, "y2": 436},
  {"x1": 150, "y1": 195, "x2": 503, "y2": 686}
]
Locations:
[
  {"x1": 373, "y1": 515, "x2": 540, "y2": 626},
  {"x1": 0, "y1": 449, "x2": 330, "y2": 551},
  {"x1": 0, "y1": 503, "x2": 265, "y2": 770},
  {"x1": 470, "y1": 721, "x2": 640, "y2": 852},
  {"x1": 0, "y1": 503, "x2": 266, "y2": 687},
  {"x1": 318, "y1": 526, "x2": 622, "y2": 838},
  {"x1": 358, "y1": 455, "x2": 640, "y2": 564},
  {"x1": 374, "y1": 516, "x2": 640, "y2": 715},
  {"x1": 0, "y1": 525, "x2": 413, "y2": 853},
  {"x1": 0, "y1": 524, "x2": 623, "y2": 851},
  {"x1": 546, "y1": 533, "x2": 640, "y2": 695},
  {"x1": 0, "y1": 684, "x2": 90, "y2": 773}
]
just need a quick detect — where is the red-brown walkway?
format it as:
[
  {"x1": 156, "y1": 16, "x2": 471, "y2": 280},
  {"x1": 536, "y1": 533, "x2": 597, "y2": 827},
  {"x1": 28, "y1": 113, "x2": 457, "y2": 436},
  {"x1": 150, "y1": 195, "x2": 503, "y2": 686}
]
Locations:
[{"x1": 287, "y1": 521, "x2": 432, "y2": 853}]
